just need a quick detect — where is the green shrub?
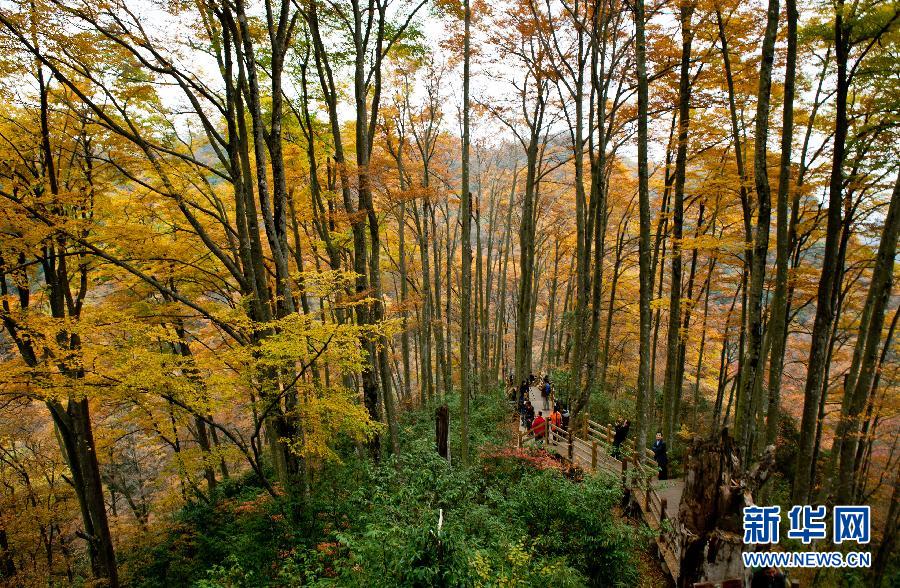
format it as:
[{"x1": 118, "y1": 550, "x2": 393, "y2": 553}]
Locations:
[{"x1": 124, "y1": 393, "x2": 639, "y2": 587}]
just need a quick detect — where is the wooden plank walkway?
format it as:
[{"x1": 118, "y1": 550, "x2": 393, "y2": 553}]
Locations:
[{"x1": 516, "y1": 386, "x2": 684, "y2": 582}]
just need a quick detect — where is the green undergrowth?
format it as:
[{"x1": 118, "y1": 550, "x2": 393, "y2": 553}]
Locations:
[{"x1": 123, "y1": 390, "x2": 640, "y2": 587}]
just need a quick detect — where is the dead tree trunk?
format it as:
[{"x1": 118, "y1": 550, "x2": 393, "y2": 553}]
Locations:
[
  {"x1": 436, "y1": 405, "x2": 450, "y2": 461},
  {"x1": 678, "y1": 430, "x2": 775, "y2": 587}
]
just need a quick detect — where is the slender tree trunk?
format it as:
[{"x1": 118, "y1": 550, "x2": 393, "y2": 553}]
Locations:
[
  {"x1": 570, "y1": 0, "x2": 592, "y2": 406},
  {"x1": 692, "y1": 257, "x2": 716, "y2": 430},
  {"x1": 598, "y1": 210, "x2": 630, "y2": 395},
  {"x1": 493, "y1": 177, "x2": 517, "y2": 382},
  {"x1": 662, "y1": 0, "x2": 695, "y2": 444},
  {"x1": 673, "y1": 204, "x2": 705, "y2": 434},
  {"x1": 556, "y1": 268, "x2": 574, "y2": 366},
  {"x1": 415, "y1": 200, "x2": 434, "y2": 400},
  {"x1": 835, "y1": 171, "x2": 900, "y2": 503},
  {"x1": 765, "y1": 0, "x2": 797, "y2": 446},
  {"x1": 432, "y1": 203, "x2": 448, "y2": 397},
  {"x1": 459, "y1": 0, "x2": 472, "y2": 465},
  {"x1": 305, "y1": 1, "x2": 381, "y2": 456},
  {"x1": 853, "y1": 305, "x2": 898, "y2": 491},
  {"x1": 736, "y1": 0, "x2": 778, "y2": 459},
  {"x1": 235, "y1": 0, "x2": 295, "y2": 318},
  {"x1": 514, "y1": 101, "x2": 546, "y2": 384},
  {"x1": 476, "y1": 186, "x2": 486, "y2": 390},
  {"x1": 715, "y1": 7, "x2": 755, "y2": 417},
  {"x1": 398, "y1": 201, "x2": 412, "y2": 399},
  {"x1": 793, "y1": 1, "x2": 849, "y2": 504},
  {"x1": 651, "y1": 114, "x2": 676, "y2": 394},
  {"x1": 872, "y1": 467, "x2": 900, "y2": 587},
  {"x1": 714, "y1": 279, "x2": 742, "y2": 429},
  {"x1": 634, "y1": 0, "x2": 653, "y2": 459},
  {"x1": 542, "y1": 240, "x2": 561, "y2": 371}
]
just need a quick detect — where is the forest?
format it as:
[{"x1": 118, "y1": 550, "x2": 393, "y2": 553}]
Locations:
[{"x1": 0, "y1": 0, "x2": 897, "y2": 585}]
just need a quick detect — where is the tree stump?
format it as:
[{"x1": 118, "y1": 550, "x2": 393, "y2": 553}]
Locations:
[
  {"x1": 436, "y1": 404, "x2": 449, "y2": 460},
  {"x1": 677, "y1": 428, "x2": 775, "y2": 587}
]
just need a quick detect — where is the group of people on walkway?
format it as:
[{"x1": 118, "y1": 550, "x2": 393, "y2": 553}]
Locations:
[
  {"x1": 509, "y1": 372, "x2": 668, "y2": 480},
  {"x1": 512, "y1": 373, "x2": 569, "y2": 443},
  {"x1": 521, "y1": 402, "x2": 568, "y2": 443}
]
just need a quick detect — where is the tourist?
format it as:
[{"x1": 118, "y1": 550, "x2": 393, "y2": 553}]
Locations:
[
  {"x1": 519, "y1": 379, "x2": 529, "y2": 401},
  {"x1": 652, "y1": 431, "x2": 669, "y2": 480},
  {"x1": 541, "y1": 377, "x2": 551, "y2": 410},
  {"x1": 750, "y1": 566, "x2": 787, "y2": 588},
  {"x1": 524, "y1": 401, "x2": 535, "y2": 430},
  {"x1": 532, "y1": 411, "x2": 546, "y2": 443},
  {"x1": 612, "y1": 418, "x2": 630, "y2": 459},
  {"x1": 549, "y1": 405, "x2": 562, "y2": 442}
]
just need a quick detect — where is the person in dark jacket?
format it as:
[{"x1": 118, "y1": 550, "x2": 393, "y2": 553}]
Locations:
[
  {"x1": 750, "y1": 567, "x2": 787, "y2": 588},
  {"x1": 518, "y1": 383, "x2": 530, "y2": 427},
  {"x1": 524, "y1": 401, "x2": 535, "y2": 430},
  {"x1": 612, "y1": 418, "x2": 630, "y2": 459},
  {"x1": 652, "y1": 431, "x2": 669, "y2": 480}
]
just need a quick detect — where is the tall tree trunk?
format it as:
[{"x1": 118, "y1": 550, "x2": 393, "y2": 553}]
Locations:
[
  {"x1": 692, "y1": 257, "x2": 716, "y2": 430},
  {"x1": 634, "y1": 0, "x2": 653, "y2": 460},
  {"x1": 598, "y1": 209, "x2": 631, "y2": 396},
  {"x1": 415, "y1": 200, "x2": 435, "y2": 400},
  {"x1": 736, "y1": 0, "x2": 779, "y2": 459},
  {"x1": 514, "y1": 97, "x2": 546, "y2": 384},
  {"x1": 235, "y1": 0, "x2": 295, "y2": 318},
  {"x1": 398, "y1": 201, "x2": 412, "y2": 399},
  {"x1": 662, "y1": 2, "x2": 694, "y2": 443},
  {"x1": 853, "y1": 304, "x2": 898, "y2": 492},
  {"x1": 459, "y1": 0, "x2": 472, "y2": 465},
  {"x1": 872, "y1": 467, "x2": 900, "y2": 587},
  {"x1": 17, "y1": 66, "x2": 119, "y2": 584},
  {"x1": 835, "y1": 171, "x2": 900, "y2": 503},
  {"x1": 542, "y1": 240, "x2": 561, "y2": 371},
  {"x1": 432, "y1": 203, "x2": 449, "y2": 397},
  {"x1": 713, "y1": 279, "x2": 742, "y2": 429},
  {"x1": 476, "y1": 185, "x2": 486, "y2": 390},
  {"x1": 793, "y1": 0, "x2": 849, "y2": 504},
  {"x1": 651, "y1": 114, "x2": 676, "y2": 393},
  {"x1": 556, "y1": 267, "x2": 574, "y2": 367},
  {"x1": 445, "y1": 201, "x2": 459, "y2": 386},
  {"x1": 765, "y1": 0, "x2": 797, "y2": 446},
  {"x1": 570, "y1": 0, "x2": 591, "y2": 406},
  {"x1": 673, "y1": 203, "x2": 705, "y2": 434},
  {"x1": 714, "y1": 7, "x2": 754, "y2": 424},
  {"x1": 493, "y1": 176, "x2": 517, "y2": 382},
  {"x1": 305, "y1": 0, "x2": 381, "y2": 456},
  {"x1": 572, "y1": 0, "x2": 611, "y2": 421}
]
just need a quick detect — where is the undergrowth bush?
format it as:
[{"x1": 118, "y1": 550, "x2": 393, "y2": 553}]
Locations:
[{"x1": 124, "y1": 393, "x2": 640, "y2": 587}]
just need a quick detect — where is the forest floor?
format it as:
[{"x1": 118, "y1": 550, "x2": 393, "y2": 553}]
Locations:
[
  {"x1": 122, "y1": 392, "x2": 659, "y2": 587},
  {"x1": 635, "y1": 537, "x2": 676, "y2": 588}
]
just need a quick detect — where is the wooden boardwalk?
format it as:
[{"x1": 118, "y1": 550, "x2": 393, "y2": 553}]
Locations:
[{"x1": 517, "y1": 386, "x2": 684, "y2": 582}]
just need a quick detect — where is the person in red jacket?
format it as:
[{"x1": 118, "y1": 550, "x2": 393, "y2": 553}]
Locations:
[{"x1": 531, "y1": 411, "x2": 547, "y2": 443}]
